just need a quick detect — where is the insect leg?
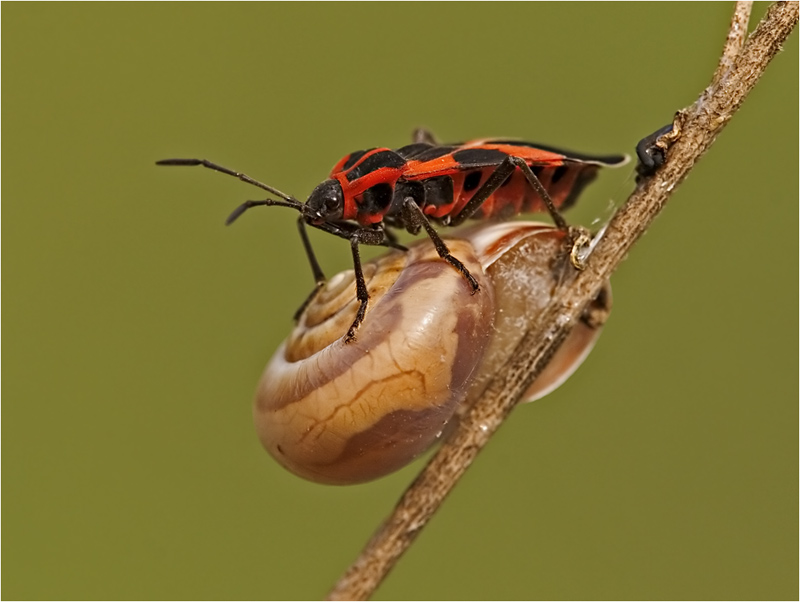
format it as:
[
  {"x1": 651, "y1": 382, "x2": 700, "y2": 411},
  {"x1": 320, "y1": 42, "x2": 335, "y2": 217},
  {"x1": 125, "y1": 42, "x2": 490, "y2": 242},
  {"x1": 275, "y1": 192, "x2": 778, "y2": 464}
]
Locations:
[
  {"x1": 346, "y1": 239, "x2": 369, "y2": 343},
  {"x1": 296, "y1": 218, "x2": 326, "y2": 283},
  {"x1": 291, "y1": 220, "x2": 396, "y2": 326},
  {"x1": 156, "y1": 158, "x2": 300, "y2": 205},
  {"x1": 447, "y1": 156, "x2": 568, "y2": 231},
  {"x1": 510, "y1": 157, "x2": 597, "y2": 269},
  {"x1": 307, "y1": 220, "x2": 393, "y2": 249},
  {"x1": 344, "y1": 228, "x2": 387, "y2": 343},
  {"x1": 510, "y1": 157, "x2": 569, "y2": 231},
  {"x1": 446, "y1": 159, "x2": 516, "y2": 227},
  {"x1": 383, "y1": 227, "x2": 408, "y2": 251},
  {"x1": 292, "y1": 218, "x2": 328, "y2": 321},
  {"x1": 401, "y1": 199, "x2": 480, "y2": 293}
]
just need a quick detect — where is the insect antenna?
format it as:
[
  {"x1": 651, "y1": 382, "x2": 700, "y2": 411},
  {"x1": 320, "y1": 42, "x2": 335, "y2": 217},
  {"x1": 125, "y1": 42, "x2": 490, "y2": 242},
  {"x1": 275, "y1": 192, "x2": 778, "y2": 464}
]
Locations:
[
  {"x1": 156, "y1": 158, "x2": 299, "y2": 203},
  {"x1": 156, "y1": 157, "x2": 312, "y2": 223},
  {"x1": 225, "y1": 199, "x2": 310, "y2": 225}
]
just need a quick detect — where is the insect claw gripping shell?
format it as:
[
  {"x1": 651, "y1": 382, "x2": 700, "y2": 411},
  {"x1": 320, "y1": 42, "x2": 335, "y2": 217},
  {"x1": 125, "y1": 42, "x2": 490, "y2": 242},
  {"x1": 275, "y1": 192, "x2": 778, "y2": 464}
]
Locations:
[{"x1": 158, "y1": 131, "x2": 627, "y2": 342}]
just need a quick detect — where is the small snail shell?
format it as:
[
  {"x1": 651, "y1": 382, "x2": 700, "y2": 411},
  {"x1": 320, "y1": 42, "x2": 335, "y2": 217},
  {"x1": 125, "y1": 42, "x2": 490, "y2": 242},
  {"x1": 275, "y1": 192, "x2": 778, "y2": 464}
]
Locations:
[
  {"x1": 254, "y1": 222, "x2": 611, "y2": 485},
  {"x1": 457, "y1": 222, "x2": 612, "y2": 412}
]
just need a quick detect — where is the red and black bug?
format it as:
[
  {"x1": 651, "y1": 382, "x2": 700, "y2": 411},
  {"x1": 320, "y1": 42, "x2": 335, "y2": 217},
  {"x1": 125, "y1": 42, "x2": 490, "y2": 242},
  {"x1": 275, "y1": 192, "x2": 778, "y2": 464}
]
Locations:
[{"x1": 158, "y1": 129, "x2": 627, "y2": 341}]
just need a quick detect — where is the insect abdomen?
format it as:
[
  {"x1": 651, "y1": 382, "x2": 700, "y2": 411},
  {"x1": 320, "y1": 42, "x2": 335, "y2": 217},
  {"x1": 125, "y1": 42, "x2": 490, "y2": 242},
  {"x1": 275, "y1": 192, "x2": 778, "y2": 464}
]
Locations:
[{"x1": 474, "y1": 162, "x2": 603, "y2": 219}]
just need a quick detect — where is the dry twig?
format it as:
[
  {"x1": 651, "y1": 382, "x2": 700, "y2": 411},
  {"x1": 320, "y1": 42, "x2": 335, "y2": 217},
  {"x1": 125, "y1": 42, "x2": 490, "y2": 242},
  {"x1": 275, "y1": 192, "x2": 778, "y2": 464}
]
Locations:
[{"x1": 327, "y1": 3, "x2": 798, "y2": 599}]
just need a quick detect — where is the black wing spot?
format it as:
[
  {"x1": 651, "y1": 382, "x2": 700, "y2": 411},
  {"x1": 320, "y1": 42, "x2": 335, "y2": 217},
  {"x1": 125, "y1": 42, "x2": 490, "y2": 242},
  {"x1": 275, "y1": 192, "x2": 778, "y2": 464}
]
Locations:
[
  {"x1": 532, "y1": 165, "x2": 544, "y2": 178},
  {"x1": 422, "y1": 176, "x2": 454, "y2": 207},
  {"x1": 361, "y1": 183, "x2": 394, "y2": 214},
  {"x1": 552, "y1": 165, "x2": 568, "y2": 184},
  {"x1": 341, "y1": 149, "x2": 371, "y2": 171},
  {"x1": 463, "y1": 171, "x2": 482, "y2": 192},
  {"x1": 561, "y1": 167, "x2": 599, "y2": 211},
  {"x1": 452, "y1": 148, "x2": 508, "y2": 168},
  {"x1": 346, "y1": 150, "x2": 407, "y2": 182}
]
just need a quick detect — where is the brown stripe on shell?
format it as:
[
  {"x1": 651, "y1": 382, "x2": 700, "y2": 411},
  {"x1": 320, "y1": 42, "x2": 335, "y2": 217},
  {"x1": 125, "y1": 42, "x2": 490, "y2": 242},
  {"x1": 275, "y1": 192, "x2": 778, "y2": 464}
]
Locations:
[
  {"x1": 253, "y1": 238, "x2": 495, "y2": 484},
  {"x1": 258, "y1": 241, "x2": 490, "y2": 412},
  {"x1": 303, "y1": 405, "x2": 459, "y2": 485}
]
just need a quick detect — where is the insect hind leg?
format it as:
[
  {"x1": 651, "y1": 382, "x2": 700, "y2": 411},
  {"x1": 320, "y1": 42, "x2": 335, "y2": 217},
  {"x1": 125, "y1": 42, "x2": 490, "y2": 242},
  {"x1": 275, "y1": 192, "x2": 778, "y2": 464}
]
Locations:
[
  {"x1": 447, "y1": 156, "x2": 568, "y2": 231},
  {"x1": 511, "y1": 157, "x2": 569, "y2": 231}
]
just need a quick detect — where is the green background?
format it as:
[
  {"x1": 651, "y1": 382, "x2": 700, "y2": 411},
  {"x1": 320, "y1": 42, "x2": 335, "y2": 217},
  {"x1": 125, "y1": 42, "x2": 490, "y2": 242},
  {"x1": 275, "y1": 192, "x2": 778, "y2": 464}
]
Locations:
[{"x1": 4, "y1": 3, "x2": 797, "y2": 600}]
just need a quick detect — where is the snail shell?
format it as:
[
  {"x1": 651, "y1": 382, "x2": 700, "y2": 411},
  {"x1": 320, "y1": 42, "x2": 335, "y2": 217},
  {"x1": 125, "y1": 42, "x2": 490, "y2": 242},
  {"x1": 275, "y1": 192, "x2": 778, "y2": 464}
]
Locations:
[{"x1": 254, "y1": 222, "x2": 611, "y2": 485}]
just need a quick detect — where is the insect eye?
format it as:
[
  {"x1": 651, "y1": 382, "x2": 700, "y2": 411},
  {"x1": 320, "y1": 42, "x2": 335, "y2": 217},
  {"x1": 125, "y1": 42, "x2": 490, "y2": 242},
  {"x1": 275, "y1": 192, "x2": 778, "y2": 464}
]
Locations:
[{"x1": 306, "y1": 179, "x2": 345, "y2": 220}]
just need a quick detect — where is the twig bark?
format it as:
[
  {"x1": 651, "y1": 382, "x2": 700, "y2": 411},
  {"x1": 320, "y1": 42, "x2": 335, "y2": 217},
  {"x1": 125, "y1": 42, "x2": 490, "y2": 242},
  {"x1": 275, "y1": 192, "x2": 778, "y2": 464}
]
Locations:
[
  {"x1": 712, "y1": 1, "x2": 754, "y2": 87},
  {"x1": 327, "y1": 3, "x2": 798, "y2": 600}
]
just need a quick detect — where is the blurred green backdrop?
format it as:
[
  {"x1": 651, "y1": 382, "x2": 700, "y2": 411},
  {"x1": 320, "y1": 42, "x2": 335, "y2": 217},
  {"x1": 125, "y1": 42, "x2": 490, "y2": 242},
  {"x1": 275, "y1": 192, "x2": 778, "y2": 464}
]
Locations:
[{"x1": 3, "y1": 3, "x2": 797, "y2": 600}]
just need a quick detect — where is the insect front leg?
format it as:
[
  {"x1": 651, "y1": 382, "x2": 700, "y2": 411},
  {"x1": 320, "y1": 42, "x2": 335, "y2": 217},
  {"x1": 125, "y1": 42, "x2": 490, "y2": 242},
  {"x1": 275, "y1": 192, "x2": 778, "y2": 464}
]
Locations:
[
  {"x1": 292, "y1": 217, "x2": 328, "y2": 321},
  {"x1": 400, "y1": 199, "x2": 480, "y2": 293},
  {"x1": 382, "y1": 227, "x2": 408, "y2": 252},
  {"x1": 344, "y1": 228, "x2": 387, "y2": 343},
  {"x1": 292, "y1": 219, "x2": 396, "y2": 330}
]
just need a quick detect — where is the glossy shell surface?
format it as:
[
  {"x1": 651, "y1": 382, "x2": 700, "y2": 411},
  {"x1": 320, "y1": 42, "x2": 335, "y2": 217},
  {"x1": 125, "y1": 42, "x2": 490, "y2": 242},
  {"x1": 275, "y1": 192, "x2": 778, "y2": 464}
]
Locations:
[
  {"x1": 458, "y1": 222, "x2": 611, "y2": 409},
  {"x1": 255, "y1": 239, "x2": 495, "y2": 485}
]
